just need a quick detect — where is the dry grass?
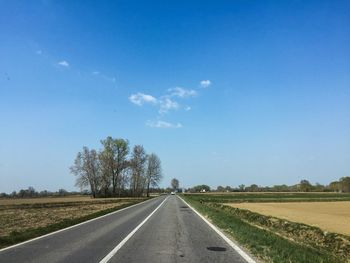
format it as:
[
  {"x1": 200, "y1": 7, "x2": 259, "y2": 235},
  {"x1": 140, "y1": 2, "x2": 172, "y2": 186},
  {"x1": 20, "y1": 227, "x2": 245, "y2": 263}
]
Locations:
[
  {"x1": 0, "y1": 197, "x2": 141, "y2": 237},
  {"x1": 227, "y1": 201, "x2": 350, "y2": 236},
  {"x1": 0, "y1": 196, "x2": 120, "y2": 205}
]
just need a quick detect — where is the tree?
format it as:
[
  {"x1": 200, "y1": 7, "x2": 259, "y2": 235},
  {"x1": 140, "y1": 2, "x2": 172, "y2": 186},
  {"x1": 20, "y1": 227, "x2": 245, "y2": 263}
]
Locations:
[
  {"x1": 145, "y1": 153, "x2": 163, "y2": 197},
  {"x1": 114, "y1": 139, "x2": 130, "y2": 196},
  {"x1": 130, "y1": 145, "x2": 147, "y2": 197},
  {"x1": 225, "y1": 185, "x2": 233, "y2": 192},
  {"x1": 339, "y1": 176, "x2": 350, "y2": 192},
  {"x1": 191, "y1": 185, "x2": 210, "y2": 192},
  {"x1": 70, "y1": 146, "x2": 101, "y2": 198},
  {"x1": 329, "y1": 181, "x2": 340, "y2": 192},
  {"x1": 58, "y1": 189, "x2": 68, "y2": 196},
  {"x1": 299, "y1": 179, "x2": 312, "y2": 192},
  {"x1": 217, "y1": 186, "x2": 225, "y2": 192},
  {"x1": 27, "y1": 186, "x2": 37, "y2": 197},
  {"x1": 99, "y1": 137, "x2": 129, "y2": 197},
  {"x1": 246, "y1": 184, "x2": 260, "y2": 192},
  {"x1": 313, "y1": 183, "x2": 325, "y2": 192},
  {"x1": 238, "y1": 184, "x2": 245, "y2": 192},
  {"x1": 272, "y1": 184, "x2": 289, "y2": 192},
  {"x1": 171, "y1": 178, "x2": 179, "y2": 190},
  {"x1": 40, "y1": 190, "x2": 49, "y2": 197}
]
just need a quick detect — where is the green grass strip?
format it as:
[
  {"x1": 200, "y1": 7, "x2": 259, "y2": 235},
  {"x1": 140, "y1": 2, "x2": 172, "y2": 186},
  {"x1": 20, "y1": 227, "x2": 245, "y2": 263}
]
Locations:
[
  {"x1": 184, "y1": 193, "x2": 350, "y2": 203},
  {"x1": 182, "y1": 195, "x2": 342, "y2": 263}
]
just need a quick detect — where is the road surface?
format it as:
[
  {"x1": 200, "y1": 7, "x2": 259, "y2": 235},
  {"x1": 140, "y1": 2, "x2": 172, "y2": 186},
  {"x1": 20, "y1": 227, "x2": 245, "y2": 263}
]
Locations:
[{"x1": 0, "y1": 195, "x2": 252, "y2": 263}]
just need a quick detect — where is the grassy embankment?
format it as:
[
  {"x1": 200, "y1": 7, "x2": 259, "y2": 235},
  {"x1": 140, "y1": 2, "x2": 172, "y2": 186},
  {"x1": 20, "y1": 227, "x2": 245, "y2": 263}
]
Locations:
[
  {"x1": 0, "y1": 196, "x2": 150, "y2": 249},
  {"x1": 182, "y1": 193, "x2": 350, "y2": 263}
]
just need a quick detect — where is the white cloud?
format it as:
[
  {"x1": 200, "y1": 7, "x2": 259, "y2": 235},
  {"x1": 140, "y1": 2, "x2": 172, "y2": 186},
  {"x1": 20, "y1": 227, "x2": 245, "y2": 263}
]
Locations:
[
  {"x1": 146, "y1": 120, "x2": 182, "y2": 128},
  {"x1": 159, "y1": 98, "x2": 179, "y2": 113},
  {"x1": 129, "y1": 93, "x2": 158, "y2": 106},
  {"x1": 58, "y1": 60, "x2": 69, "y2": 67},
  {"x1": 168, "y1": 87, "x2": 197, "y2": 98},
  {"x1": 184, "y1": 106, "x2": 191, "y2": 111},
  {"x1": 200, "y1": 80, "x2": 211, "y2": 88}
]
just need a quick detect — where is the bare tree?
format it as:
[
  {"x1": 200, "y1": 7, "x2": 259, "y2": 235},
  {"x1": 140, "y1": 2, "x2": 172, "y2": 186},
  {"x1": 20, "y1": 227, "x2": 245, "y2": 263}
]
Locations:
[
  {"x1": 171, "y1": 178, "x2": 179, "y2": 191},
  {"x1": 114, "y1": 139, "x2": 130, "y2": 196},
  {"x1": 130, "y1": 145, "x2": 147, "y2": 197},
  {"x1": 145, "y1": 153, "x2": 163, "y2": 197},
  {"x1": 238, "y1": 184, "x2": 245, "y2": 192},
  {"x1": 70, "y1": 146, "x2": 101, "y2": 198},
  {"x1": 99, "y1": 137, "x2": 129, "y2": 196}
]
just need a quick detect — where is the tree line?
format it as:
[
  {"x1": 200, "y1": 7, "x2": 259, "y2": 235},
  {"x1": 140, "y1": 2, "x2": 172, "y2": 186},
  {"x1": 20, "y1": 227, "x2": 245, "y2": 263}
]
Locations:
[
  {"x1": 188, "y1": 177, "x2": 350, "y2": 193},
  {"x1": 70, "y1": 136, "x2": 163, "y2": 198},
  {"x1": 0, "y1": 187, "x2": 79, "y2": 198}
]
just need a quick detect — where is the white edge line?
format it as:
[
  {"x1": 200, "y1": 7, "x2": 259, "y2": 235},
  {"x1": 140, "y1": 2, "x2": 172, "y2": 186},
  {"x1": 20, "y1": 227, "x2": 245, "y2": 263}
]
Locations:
[
  {"x1": 99, "y1": 196, "x2": 168, "y2": 263},
  {"x1": 178, "y1": 195, "x2": 257, "y2": 263},
  {"x1": 0, "y1": 197, "x2": 157, "y2": 252}
]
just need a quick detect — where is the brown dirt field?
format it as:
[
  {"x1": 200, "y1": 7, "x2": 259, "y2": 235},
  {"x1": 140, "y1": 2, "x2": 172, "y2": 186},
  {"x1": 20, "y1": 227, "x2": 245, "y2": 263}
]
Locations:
[
  {"x1": 0, "y1": 198, "x2": 141, "y2": 237},
  {"x1": 0, "y1": 196, "x2": 128, "y2": 205},
  {"x1": 227, "y1": 201, "x2": 350, "y2": 236}
]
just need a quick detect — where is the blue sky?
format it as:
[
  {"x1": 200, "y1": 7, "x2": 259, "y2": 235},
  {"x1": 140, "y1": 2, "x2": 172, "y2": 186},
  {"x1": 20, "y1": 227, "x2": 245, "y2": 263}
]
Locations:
[{"x1": 0, "y1": 0, "x2": 349, "y2": 193}]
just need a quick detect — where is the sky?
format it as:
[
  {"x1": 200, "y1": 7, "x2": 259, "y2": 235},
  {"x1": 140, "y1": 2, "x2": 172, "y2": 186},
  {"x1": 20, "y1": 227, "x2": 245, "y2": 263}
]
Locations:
[{"x1": 0, "y1": 0, "x2": 349, "y2": 193}]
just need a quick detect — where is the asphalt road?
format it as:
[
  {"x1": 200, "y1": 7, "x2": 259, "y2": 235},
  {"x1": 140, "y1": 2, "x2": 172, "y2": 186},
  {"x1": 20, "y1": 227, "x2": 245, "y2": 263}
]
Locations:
[{"x1": 0, "y1": 195, "x2": 251, "y2": 263}]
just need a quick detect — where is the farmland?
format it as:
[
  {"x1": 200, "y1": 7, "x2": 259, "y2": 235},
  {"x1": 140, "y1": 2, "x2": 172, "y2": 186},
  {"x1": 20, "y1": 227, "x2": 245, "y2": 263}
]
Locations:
[
  {"x1": 182, "y1": 192, "x2": 350, "y2": 263},
  {"x1": 226, "y1": 201, "x2": 350, "y2": 236},
  {"x1": 0, "y1": 196, "x2": 148, "y2": 248}
]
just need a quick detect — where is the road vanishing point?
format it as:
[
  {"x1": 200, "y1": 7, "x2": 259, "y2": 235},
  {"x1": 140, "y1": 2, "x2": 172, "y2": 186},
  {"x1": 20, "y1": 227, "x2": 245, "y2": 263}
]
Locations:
[{"x1": 0, "y1": 195, "x2": 255, "y2": 263}]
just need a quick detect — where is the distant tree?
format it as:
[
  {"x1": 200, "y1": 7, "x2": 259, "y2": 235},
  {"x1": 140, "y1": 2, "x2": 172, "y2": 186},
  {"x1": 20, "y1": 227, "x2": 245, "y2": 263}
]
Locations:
[
  {"x1": 217, "y1": 186, "x2": 225, "y2": 192},
  {"x1": 272, "y1": 184, "x2": 289, "y2": 192},
  {"x1": 191, "y1": 185, "x2": 210, "y2": 192},
  {"x1": 70, "y1": 146, "x2": 101, "y2": 198},
  {"x1": 39, "y1": 190, "x2": 49, "y2": 197},
  {"x1": 225, "y1": 186, "x2": 233, "y2": 192},
  {"x1": 145, "y1": 153, "x2": 163, "y2": 197},
  {"x1": 238, "y1": 184, "x2": 245, "y2": 192},
  {"x1": 28, "y1": 186, "x2": 37, "y2": 197},
  {"x1": 58, "y1": 189, "x2": 68, "y2": 196},
  {"x1": 246, "y1": 184, "x2": 260, "y2": 192},
  {"x1": 299, "y1": 179, "x2": 312, "y2": 192},
  {"x1": 18, "y1": 189, "x2": 26, "y2": 198},
  {"x1": 328, "y1": 181, "x2": 340, "y2": 192},
  {"x1": 313, "y1": 183, "x2": 325, "y2": 192},
  {"x1": 130, "y1": 145, "x2": 147, "y2": 197},
  {"x1": 339, "y1": 176, "x2": 350, "y2": 192},
  {"x1": 171, "y1": 178, "x2": 179, "y2": 190}
]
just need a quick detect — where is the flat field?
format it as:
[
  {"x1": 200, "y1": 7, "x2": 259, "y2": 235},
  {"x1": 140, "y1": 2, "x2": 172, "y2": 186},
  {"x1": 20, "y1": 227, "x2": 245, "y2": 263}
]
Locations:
[
  {"x1": 0, "y1": 195, "x2": 119, "y2": 205},
  {"x1": 0, "y1": 196, "x2": 147, "y2": 248},
  {"x1": 186, "y1": 192, "x2": 350, "y2": 203},
  {"x1": 227, "y1": 201, "x2": 350, "y2": 236},
  {"x1": 183, "y1": 192, "x2": 350, "y2": 263}
]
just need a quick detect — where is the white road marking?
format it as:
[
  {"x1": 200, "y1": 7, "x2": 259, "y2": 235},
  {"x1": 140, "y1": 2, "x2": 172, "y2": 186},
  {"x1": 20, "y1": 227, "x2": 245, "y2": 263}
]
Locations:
[
  {"x1": 0, "y1": 197, "x2": 156, "y2": 253},
  {"x1": 178, "y1": 196, "x2": 257, "y2": 263},
  {"x1": 99, "y1": 196, "x2": 168, "y2": 263}
]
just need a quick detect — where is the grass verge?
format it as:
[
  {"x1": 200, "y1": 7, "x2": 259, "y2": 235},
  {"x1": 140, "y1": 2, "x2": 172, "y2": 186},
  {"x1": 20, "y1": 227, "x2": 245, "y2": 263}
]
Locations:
[{"x1": 182, "y1": 195, "x2": 345, "y2": 263}]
